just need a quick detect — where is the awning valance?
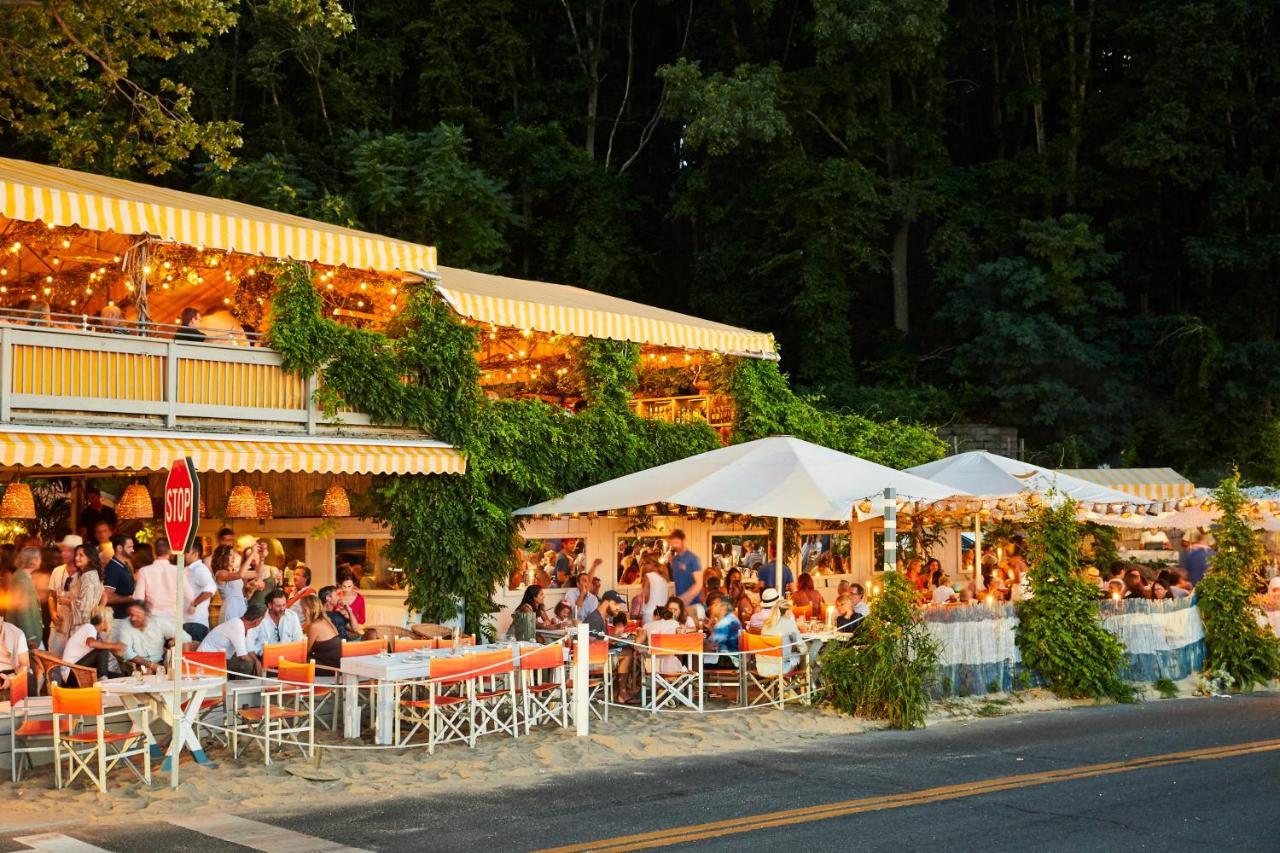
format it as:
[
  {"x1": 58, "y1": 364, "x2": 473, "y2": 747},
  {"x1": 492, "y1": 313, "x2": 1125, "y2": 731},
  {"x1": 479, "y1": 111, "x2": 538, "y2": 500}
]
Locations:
[
  {"x1": 435, "y1": 266, "x2": 778, "y2": 359},
  {"x1": 1058, "y1": 468, "x2": 1195, "y2": 501},
  {"x1": 0, "y1": 157, "x2": 435, "y2": 274},
  {"x1": 0, "y1": 427, "x2": 465, "y2": 476}
]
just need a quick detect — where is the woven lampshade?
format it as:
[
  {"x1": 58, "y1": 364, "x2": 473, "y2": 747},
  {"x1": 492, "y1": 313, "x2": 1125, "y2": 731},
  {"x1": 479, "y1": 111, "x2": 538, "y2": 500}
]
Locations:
[
  {"x1": 254, "y1": 488, "x2": 273, "y2": 520},
  {"x1": 321, "y1": 484, "x2": 351, "y2": 518},
  {"x1": 226, "y1": 485, "x2": 257, "y2": 519},
  {"x1": 0, "y1": 482, "x2": 35, "y2": 519},
  {"x1": 116, "y1": 483, "x2": 154, "y2": 520}
]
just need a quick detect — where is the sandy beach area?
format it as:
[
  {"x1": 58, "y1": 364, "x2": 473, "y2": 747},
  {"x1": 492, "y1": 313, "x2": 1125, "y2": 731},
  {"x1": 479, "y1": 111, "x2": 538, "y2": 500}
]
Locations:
[{"x1": 2, "y1": 684, "x2": 1194, "y2": 833}]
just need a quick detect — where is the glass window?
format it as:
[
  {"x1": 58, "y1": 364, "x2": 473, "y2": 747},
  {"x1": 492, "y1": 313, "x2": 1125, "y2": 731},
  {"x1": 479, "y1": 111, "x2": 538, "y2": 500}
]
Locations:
[
  {"x1": 511, "y1": 536, "x2": 587, "y2": 590},
  {"x1": 335, "y1": 538, "x2": 401, "y2": 590},
  {"x1": 799, "y1": 532, "x2": 851, "y2": 575},
  {"x1": 709, "y1": 533, "x2": 769, "y2": 575},
  {"x1": 615, "y1": 535, "x2": 667, "y2": 584},
  {"x1": 873, "y1": 531, "x2": 917, "y2": 573}
]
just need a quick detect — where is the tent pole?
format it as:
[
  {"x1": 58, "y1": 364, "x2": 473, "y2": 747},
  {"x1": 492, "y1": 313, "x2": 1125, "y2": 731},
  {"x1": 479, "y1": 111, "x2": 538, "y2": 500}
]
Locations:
[
  {"x1": 775, "y1": 515, "x2": 785, "y2": 596},
  {"x1": 883, "y1": 487, "x2": 897, "y2": 572},
  {"x1": 974, "y1": 515, "x2": 985, "y2": 591}
]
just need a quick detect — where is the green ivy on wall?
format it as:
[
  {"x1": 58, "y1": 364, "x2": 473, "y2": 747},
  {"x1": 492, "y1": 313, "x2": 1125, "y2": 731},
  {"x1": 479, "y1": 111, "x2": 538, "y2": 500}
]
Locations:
[{"x1": 268, "y1": 262, "x2": 945, "y2": 630}]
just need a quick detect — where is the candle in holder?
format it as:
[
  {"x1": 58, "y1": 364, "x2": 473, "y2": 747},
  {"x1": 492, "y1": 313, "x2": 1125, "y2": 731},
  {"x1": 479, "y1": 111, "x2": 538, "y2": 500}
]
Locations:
[
  {"x1": 826, "y1": 605, "x2": 836, "y2": 628},
  {"x1": 984, "y1": 593, "x2": 994, "y2": 606},
  {"x1": 1111, "y1": 590, "x2": 1121, "y2": 603}
]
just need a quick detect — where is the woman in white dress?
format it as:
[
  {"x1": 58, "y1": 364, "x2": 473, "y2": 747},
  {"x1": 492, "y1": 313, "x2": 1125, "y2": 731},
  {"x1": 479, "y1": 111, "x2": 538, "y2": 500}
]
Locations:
[
  {"x1": 212, "y1": 544, "x2": 252, "y2": 624},
  {"x1": 641, "y1": 557, "x2": 670, "y2": 624}
]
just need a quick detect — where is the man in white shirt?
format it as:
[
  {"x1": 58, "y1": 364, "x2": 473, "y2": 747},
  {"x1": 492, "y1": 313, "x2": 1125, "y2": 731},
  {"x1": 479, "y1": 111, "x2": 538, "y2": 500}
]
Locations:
[
  {"x1": 62, "y1": 610, "x2": 125, "y2": 680},
  {"x1": 46, "y1": 534, "x2": 82, "y2": 656},
  {"x1": 561, "y1": 570, "x2": 599, "y2": 621},
  {"x1": 249, "y1": 588, "x2": 303, "y2": 654},
  {"x1": 932, "y1": 575, "x2": 957, "y2": 605},
  {"x1": 0, "y1": 613, "x2": 31, "y2": 694},
  {"x1": 183, "y1": 543, "x2": 217, "y2": 642},
  {"x1": 199, "y1": 604, "x2": 266, "y2": 677},
  {"x1": 134, "y1": 538, "x2": 192, "y2": 621},
  {"x1": 117, "y1": 601, "x2": 190, "y2": 673}
]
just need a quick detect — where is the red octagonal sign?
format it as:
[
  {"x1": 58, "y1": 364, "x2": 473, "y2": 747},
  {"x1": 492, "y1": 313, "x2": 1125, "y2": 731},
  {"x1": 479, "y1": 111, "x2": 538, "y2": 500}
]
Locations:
[{"x1": 164, "y1": 457, "x2": 201, "y2": 554}]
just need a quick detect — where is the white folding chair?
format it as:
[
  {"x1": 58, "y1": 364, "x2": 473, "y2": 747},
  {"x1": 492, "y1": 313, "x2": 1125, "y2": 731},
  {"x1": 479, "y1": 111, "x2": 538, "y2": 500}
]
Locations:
[{"x1": 647, "y1": 634, "x2": 704, "y2": 712}]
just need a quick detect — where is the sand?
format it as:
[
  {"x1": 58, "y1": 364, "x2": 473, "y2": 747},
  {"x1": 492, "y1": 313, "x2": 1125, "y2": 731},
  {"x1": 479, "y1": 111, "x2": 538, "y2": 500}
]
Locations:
[{"x1": 0, "y1": 685, "x2": 1217, "y2": 832}]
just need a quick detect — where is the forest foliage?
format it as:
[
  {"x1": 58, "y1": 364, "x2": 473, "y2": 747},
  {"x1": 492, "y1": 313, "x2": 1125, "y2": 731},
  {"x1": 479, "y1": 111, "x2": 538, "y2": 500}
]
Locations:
[{"x1": 6, "y1": 0, "x2": 1280, "y2": 478}]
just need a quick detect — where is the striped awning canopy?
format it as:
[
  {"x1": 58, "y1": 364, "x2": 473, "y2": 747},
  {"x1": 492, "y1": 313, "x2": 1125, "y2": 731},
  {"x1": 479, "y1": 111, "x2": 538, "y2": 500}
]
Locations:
[
  {"x1": 435, "y1": 266, "x2": 778, "y2": 359},
  {"x1": 1058, "y1": 468, "x2": 1195, "y2": 501},
  {"x1": 0, "y1": 157, "x2": 436, "y2": 274},
  {"x1": 0, "y1": 426, "x2": 465, "y2": 476}
]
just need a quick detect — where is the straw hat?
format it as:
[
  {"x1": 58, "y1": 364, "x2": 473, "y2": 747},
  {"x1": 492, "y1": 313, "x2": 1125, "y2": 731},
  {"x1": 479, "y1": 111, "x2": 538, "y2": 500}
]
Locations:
[
  {"x1": 57, "y1": 534, "x2": 83, "y2": 549},
  {"x1": 1083, "y1": 566, "x2": 1102, "y2": 583},
  {"x1": 760, "y1": 587, "x2": 780, "y2": 608}
]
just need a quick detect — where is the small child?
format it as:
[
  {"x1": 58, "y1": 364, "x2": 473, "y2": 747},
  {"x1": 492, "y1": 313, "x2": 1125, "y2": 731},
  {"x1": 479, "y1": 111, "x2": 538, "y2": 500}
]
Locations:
[{"x1": 551, "y1": 600, "x2": 573, "y2": 628}]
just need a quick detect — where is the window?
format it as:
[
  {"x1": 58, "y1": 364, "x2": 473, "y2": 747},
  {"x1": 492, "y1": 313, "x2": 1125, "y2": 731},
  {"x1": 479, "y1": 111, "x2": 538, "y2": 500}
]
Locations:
[
  {"x1": 615, "y1": 535, "x2": 667, "y2": 584},
  {"x1": 512, "y1": 536, "x2": 587, "y2": 590},
  {"x1": 873, "y1": 531, "x2": 917, "y2": 573},
  {"x1": 799, "y1": 532, "x2": 851, "y2": 575},
  {"x1": 334, "y1": 538, "x2": 401, "y2": 590},
  {"x1": 709, "y1": 533, "x2": 769, "y2": 574}
]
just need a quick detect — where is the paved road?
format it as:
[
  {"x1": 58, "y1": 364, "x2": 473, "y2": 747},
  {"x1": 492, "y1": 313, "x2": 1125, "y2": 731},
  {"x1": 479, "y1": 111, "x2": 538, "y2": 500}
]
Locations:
[{"x1": 3, "y1": 693, "x2": 1278, "y2": 852}]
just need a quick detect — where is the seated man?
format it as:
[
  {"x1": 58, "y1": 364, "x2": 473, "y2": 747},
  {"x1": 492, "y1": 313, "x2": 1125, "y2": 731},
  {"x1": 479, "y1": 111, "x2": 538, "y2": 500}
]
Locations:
[
  {"x1": 584, "y1": 590, "x2": 625, "y2": 636},
  {"x1": 198, "y1": 604, "x2": 267, "y2": 677},
  {"x1": 62, "y1": 608, "x2": 125, "y2": 680},
  {"x1": 250, "y1": 588, "x2": 304, "y2": 653},
  {"x1": 702, "y1": 595, "x2": 742, "y2": 669},
  {"x1": 0, "y1": 610, "x2": 32, "y2": 697},
  {"x1": 117, "y1": 601, "x2": 192, "y2": 674},
  {"x1": 562, "y1": 571, "x2": 599, "y2": 621}
]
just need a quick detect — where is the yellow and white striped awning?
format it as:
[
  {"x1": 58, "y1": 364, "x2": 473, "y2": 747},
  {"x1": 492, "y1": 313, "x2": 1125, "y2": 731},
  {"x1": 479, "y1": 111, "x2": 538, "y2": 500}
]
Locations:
[
  {"x1": 0, "y1": 157, "x2": 436, "y2": 274},
  {"x1": 1058, "y1": 468, "x2": 1194, "y2": 501},
  {"x1": 435, "y1": 266, "x2": 779, "y2": 359},
  {"x1": 0, "y1": 427, "x2": 465, "y2": 476}
]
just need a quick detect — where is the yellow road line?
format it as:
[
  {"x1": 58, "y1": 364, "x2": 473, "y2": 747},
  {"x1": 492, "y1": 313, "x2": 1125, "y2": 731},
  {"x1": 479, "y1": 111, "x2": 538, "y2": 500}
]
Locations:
[{"x1": 535, "y1": 738, "x2": 1280, "y2": 853}]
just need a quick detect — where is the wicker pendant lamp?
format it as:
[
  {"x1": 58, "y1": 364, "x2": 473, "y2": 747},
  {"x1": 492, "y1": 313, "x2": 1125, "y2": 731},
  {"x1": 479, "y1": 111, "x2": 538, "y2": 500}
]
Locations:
[
  {"x1": 0, "y1": 483, "x2": 36, "y2": 519},
  {"x1": 226, "y1": 485, "x2": 258, "y2": 519},
  {"x1": 116, "y1": 483, "x2": 154, "y2": 520},
  {"x1": 254, "y1": 489, "x2": 274, "y2": 520},
  {"x1": 321, "y1": 484, "x2": 351, "y2": 518}
]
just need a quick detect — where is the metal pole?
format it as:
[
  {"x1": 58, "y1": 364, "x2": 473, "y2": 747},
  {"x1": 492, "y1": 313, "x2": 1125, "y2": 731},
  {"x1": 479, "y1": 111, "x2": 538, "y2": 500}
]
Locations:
[
  {"x1": 974, "y1": 515, "x2": 985, "y2": 591},
  {"x1": 775, "y1": 515, "x2": 785, "y2": 596},
  {"x1": 883, "y1": 487, "x2": 897, "y2": 572},
  {"x1": 171, "y1": 551, "x2": 184, "y2": 789},
  {"x1": 574, "y1": 621, "x2": 589, "y2": 737}
]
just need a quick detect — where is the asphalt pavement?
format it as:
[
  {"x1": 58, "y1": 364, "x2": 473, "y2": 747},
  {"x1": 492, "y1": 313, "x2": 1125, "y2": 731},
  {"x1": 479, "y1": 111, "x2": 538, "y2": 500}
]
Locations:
[{"x1": 3, "y1": 693, "x2": 1277, "y2": 852}]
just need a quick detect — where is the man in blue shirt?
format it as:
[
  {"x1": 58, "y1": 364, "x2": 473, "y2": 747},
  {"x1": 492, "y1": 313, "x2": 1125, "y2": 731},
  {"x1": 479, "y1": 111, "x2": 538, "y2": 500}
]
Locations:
[
  {"x1": 756, "y1": 541, "x2": 794, "y2": 594},
  {"x1": 667, "y1": 529, "x2": 704, "y2": 607},
  {"x1": 702, "y1": 595, "x2": 741, "y2": 669},
  {"x1": 1179, "y1": 531, "x2": 1215, "y2": 585},
  {"x1": 102, "y1": 533, "x2": 137, "y2": 620}
]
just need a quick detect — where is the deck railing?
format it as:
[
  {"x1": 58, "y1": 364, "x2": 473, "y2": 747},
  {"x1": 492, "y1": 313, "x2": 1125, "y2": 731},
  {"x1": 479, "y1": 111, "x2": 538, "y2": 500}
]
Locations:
[
  {"x1": 0, "y1": 322, "x2": 373, "y2": 434},
  {"x1": 629, "y1": 393, "x2": 734, "y2": 429}
]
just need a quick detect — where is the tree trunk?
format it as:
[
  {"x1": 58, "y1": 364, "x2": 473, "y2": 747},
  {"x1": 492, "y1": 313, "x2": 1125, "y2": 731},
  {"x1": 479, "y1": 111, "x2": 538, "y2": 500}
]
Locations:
[{"x1": 892, "y1": 220, "x2": 910, "y2": 334}]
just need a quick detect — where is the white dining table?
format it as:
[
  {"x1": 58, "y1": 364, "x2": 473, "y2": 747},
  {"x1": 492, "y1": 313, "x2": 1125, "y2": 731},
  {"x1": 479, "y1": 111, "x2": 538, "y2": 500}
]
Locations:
[
  {"x1": 100, "y1": 673, "x2": 225, "y2": 770},
  {"x1": 339, "y1": 643, "x2": 543, "y2": 745}
]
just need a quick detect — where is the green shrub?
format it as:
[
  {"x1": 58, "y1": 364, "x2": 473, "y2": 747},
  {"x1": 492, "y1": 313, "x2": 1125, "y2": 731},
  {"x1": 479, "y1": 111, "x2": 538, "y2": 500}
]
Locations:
[
  {"x1": 1152, "y1": 678, "x2": 1178, "y2": 699},
  {"x1": 821, "y1": 571, "x2": 940, "y2": 729},
  {"x1": 1015, "y1": 497, "x2": 1134, "y2": 702},
  {"x1": 1197, "y1": 474, "x2": 1280, "y2": 690}
]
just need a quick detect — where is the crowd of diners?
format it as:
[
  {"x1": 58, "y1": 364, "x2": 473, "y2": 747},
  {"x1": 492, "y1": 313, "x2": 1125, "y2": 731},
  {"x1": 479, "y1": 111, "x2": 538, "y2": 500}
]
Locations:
[{"x1": 0, "y1": 488, "x2": 386, "y2": 698}]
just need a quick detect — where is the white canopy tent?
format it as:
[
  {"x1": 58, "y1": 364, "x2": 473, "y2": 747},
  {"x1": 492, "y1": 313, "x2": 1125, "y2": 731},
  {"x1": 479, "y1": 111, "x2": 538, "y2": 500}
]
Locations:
[
  {"x1": 516, "y1": 436, "x2": 968, "y2": 594},
  {"x1": 906, "y1": 451, "x2": 1152, "y2": 507}
]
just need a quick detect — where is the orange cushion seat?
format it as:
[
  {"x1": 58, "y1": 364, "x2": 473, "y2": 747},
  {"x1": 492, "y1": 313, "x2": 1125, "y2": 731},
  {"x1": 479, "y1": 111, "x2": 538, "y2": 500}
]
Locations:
[
  {"x1": 524, "y1": 682, "x2": 563, "y2": 694},
  {"x1": 16, "y1": 719, "x2": 73, "y2": 736},
  {"x1": 475, "y1": 688, "x2": 512, "y2": 700},
  {"x1": 64, "y1": 730, "x2": 143, "y2": 744},
  {"x1": 400, "y1": 694, "x2": 467, "y2": 708}
]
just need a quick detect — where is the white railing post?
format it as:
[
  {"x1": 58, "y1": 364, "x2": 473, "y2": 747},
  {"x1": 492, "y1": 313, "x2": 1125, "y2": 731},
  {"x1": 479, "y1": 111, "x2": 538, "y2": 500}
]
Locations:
[
  {"x1": 305, "y1": 374, "x2": 318, "y2": 435},
  {"x1": 0, "y1": 325, "x2": 10, "y2": 423},
  {"x1": 165, "y1": 340, "x2": 179, "y2": 427},
  {"x1": 574, "y1": 622, "x2": 589, "y2": 736}
]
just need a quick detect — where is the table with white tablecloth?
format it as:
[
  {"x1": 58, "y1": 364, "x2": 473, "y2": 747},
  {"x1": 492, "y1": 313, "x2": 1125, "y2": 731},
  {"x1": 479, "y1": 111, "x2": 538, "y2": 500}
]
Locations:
[{"x1": 101, "y1": 674, "x2": 225, "y2": 770}]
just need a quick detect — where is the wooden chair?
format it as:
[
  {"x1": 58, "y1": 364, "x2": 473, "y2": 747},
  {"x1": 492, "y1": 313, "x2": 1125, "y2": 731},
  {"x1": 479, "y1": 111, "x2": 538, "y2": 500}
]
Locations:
[
  {"x1": 30, "y1": 649, "x2": 95, "y2": 695},
  {"x1": 395, "y1": 654, "x2": 475, "y2": 753},
  {"x1": 232, "y1": 660, "x2": 314, "y2": 764},
  {"x1": 470, "y1": 648, "x2": 519, "y2": 742},
  {"x1": 335, "y1": 640, "x2": 385, "y2": 731},
  {"x1": 431, "y1": 635, "x2": 474, "y2": 649},
  {"x1": 647, "y1": 634, "x2": 704, "y2": 712},
  {"x1": 362, "y1": 625, "x2": 414, "y2": 646},
  {"x1": 409, "y1": 623, "x2": 453, "y2": 640},
  {"x1": 261, "y1": 640, "x2": 307, "y2": 673},
  {"x1": 393, "y1": 637, "x2": 433, "y2": 653},
  {"x1": 51, "y1": 685, "x2": 150, "y2": 792},
  {"x1": 181, "y1": 651, "x2": 230, "y2": 746},
  {"x1": 9, "y1": 666, "x2": 69, "y2": 782},
  {"x1": 741, "y1": 632, "x2": 811, "y2": 708},
  {"x1": 519, "y1": 642, "x2": 568, "y2": 734},
  {"x1": 791, "y1": 604, "x2": 814, "y2": 620}
]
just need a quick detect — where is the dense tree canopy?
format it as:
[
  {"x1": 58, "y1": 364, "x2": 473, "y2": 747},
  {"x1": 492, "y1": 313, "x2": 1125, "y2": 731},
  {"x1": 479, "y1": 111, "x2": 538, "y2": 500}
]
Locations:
[{"x1": 4, "y1": 0, "x2": 1279, "y2": 481}]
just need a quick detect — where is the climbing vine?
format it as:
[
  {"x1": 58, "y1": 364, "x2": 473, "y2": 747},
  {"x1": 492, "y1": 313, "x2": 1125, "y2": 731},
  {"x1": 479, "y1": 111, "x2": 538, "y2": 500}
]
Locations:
[{"x1": 268, "y1": 263, "x2": 945, "y2": 629}]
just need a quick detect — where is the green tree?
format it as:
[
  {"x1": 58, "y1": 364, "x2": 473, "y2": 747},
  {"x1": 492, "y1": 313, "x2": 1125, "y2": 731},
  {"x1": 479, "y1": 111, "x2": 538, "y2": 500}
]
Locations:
[
  {"x1": 1197, "y1": 473, "x2": 1280, "y2": 690},
  {"x1": 1016, "y1": 496, "x2": 1131, "y2": 701}
]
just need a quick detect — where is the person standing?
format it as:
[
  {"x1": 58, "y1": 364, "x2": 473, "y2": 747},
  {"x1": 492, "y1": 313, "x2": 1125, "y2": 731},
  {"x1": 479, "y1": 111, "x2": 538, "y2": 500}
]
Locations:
[
  {"x1": 757, "y1": 540, "x2": 794, "y2": 595},
  {"x1": 668, "y1": 530, "x2": 704, "y2": 611},
  {"x1": 101, "y1": 533, "x2": 136, "y2": 621},
  {"x1": 1180, "y1": 531, "x2": 1215, "y2": 585},
  {"x1": 133, "y1": 538, "x2": 191, "y2": 622},
  {"x1": 183, "y1": 542, "x2": 217, "y2": 642},
  {"x1": 641, "y1": 558, "x2": 670, "y2": 624},
  {"x1": 6, "y1": 546, "x2": 44, "y2": 651},
  {"x1": 212, "y1": 544, "x2": 250, "y2": 625},
  {"x1": 47, "y1": 534, "x2": 81, "y2": 654},
  {"x1": 67, "y1": 544, "x2": 105, "y2": 636},
  {"x1": 77, "y1": 486, "x2": 117, "y2": 541}
]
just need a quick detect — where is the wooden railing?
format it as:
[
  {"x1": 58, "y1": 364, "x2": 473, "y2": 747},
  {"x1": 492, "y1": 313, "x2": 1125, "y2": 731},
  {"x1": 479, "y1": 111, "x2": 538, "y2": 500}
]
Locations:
[
  {"x1": 0, "y1": 324, "x2": 376, "y2": 434},
  {"x1": 629, "y1": 393, "x2": 734, "y2": 429}
]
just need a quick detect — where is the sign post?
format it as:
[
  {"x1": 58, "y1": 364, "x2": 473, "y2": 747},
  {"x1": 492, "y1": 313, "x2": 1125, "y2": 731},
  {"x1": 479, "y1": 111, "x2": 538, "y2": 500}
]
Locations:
[{"x1": 163, "y1": 457, "x2": 200, "y2": 789}]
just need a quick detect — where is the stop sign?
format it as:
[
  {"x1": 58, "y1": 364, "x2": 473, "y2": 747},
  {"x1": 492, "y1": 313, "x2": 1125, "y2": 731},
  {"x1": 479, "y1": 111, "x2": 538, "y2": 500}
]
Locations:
[{"x1": 164, "y1": 457, "x2": 200, "y2": 553}]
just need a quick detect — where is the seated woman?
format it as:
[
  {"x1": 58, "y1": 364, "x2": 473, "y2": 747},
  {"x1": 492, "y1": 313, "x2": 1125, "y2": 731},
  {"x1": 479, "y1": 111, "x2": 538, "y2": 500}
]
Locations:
[
  {"x1": 642, "y1": 605, "x2": 684, "y2": 675},
  {"x1": 759, "y1": 599, "x2": 806, "y2": 677},
  {"x1": 792, "y1": 572, "x2": 826, "y2": 616},
  {"x1": 666, "y1": 596, "x2": 698, "y2": 632},
  {"x1": 508, "y1": 585, "x2": 553, "y2": 641},
  {"x1": 735, "y1": 592, "x2": 756, "y2": 626},
  {"x1": 338, "y1": 570, "x2": 368, "y2": 625},
  {"x1": 301, "y1": 593, "x2": 342, "y2": 673}
]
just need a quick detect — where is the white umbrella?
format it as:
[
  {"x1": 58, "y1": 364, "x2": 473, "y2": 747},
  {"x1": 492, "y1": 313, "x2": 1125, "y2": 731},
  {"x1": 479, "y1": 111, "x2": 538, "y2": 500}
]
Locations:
[
  {"x1": 516, "y1": 436, "x2": 967, "y2": 594},
  {"x1": 906, "y1": 451, "x2": 1150, "y2": 506}
]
